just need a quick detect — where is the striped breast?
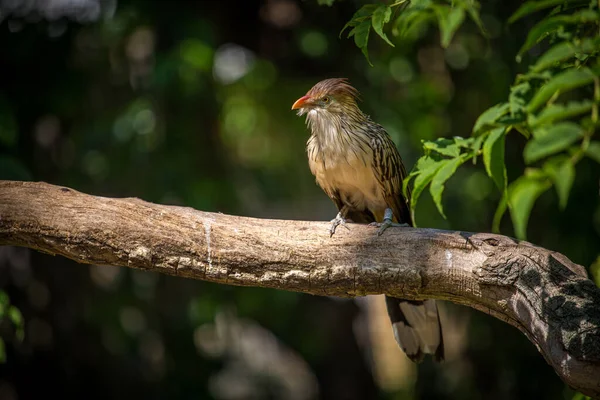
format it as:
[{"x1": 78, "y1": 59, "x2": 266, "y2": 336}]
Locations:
[{"x1": 306, "y1": 125, "x2": 389, "y2": 221}]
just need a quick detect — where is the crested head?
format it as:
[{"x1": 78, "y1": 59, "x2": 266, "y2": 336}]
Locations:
[
  {"x1": 306, "y1": 78, "x2": 360, "y2": 102},
  {"x1": 291, "y1": 78, "x2": 362, "y2": 118},
  {"x1": 292, "y1": 78, "x2": 370, "y2": 154}
]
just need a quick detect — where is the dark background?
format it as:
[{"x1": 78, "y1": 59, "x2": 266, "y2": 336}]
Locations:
[{"x1": 0, "y1": 0, "x2": 599, "y2": 399}]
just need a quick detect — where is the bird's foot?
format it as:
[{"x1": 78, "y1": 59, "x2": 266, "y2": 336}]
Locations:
[
  {"x1": 370, "y1": 208, "x2": 409, "y2": 236},
  {"x1": 329, "y1": 212, "x2": 350, "y2": 237},
  {"x1": 369, "y1": 220, "x2": 409, "y2": 236}
]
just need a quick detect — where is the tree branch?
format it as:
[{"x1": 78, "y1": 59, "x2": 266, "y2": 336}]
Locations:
[{"x1": 1, "y1": 180, "x2": 599, "y2": 397}]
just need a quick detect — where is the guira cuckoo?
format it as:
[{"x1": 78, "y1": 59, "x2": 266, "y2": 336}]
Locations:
[{"x1": 292, "y1": 78, "x2": 444, "y2": 362}]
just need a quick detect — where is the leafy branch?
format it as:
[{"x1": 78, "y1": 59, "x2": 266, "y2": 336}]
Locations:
[
  {"x1": 333, "y1": 0, "x2": 600, "y2": 239},
  {"x1": 340, "y1": 0, "x2": 486, "y2": 64}
]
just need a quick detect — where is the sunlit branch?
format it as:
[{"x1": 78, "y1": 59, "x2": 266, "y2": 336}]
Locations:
[{"x1": 0, "y1": 180, "x2": 599, "y2": 397}]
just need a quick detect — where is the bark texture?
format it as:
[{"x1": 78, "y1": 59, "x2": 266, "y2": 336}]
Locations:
[{"x1": 0, "y1": 180, "x2": 599, "y2": 397}]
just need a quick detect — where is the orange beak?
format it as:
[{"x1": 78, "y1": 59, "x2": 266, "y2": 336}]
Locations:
[{"x1": 291, "y1": 95, "x2": 312, "y2": 110}]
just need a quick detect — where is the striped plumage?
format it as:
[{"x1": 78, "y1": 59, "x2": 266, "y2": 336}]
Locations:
[{"x1": 292, "y1": 78, "x2": 444, "y2": 363}]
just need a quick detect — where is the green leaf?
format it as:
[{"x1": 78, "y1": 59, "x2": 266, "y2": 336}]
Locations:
[
  {"x1": 513, "y1": 125, "x2": 533, "y2": 139},
  {"x1": 452, "y1": 136, "x2": 473, "y2": 148},
  {"x1": 404, "y1": 154, "x2": 435, "y2": 195},
  {"x1": 473, "y1": 102, "x2": 510, "y2": 134},
  {"x1": 532, "y1": 38, "x2": 600, "y2": 72},
  {"x1": 528, "y1": 100, "x2": 593, "y2": 128},
  {"x1": 472, "y1": 133, "x2": 485, "y2": 164},
  {"x1": 430, "y1": 155, "x2": 469, "y2": 218},
  {"x1": 585, "y1": 141, "x2": 600, "y2": 163},
  {"x1": 526, "y1": 68, "x2": 596, "y2": 113},
  {"x1": 340, "y1": 4, "x2": 377, "y2": 37},
  {"x1": 517, "y1": 10, "x2": 600, "y2": 57},
  {"x1": 483, "y1": 127, "x2": 507, "y2": 191},
  {"x1": 524, "y1": 122, "x2": 584, "y2": 163},
  {"x1": 509, "y1": 0, "x2": 585, "y2": 24},
  {"x1": 519, "y1": 69, "x2": 554, "y2": 83},
  {"x1": 393, "y1": 7, "x2": 434, "y2": 39},
  {"x1": 536, "y1": 10, "x2": 598, "y2": 50},
  {"x1": 422, "y1": 138, "x2": 461, "y2": 157},
  {"x1": 509, "y1": 82, "x2": 532, "y2": 116},
  {"x1": 543, "y1": 157, "x2": 575, "y2": 209},
  {"x1": 348, "y1": 19, "x2": 373, "y2": 65},
  {"x1": 317, "y1": 0, "x2": 335, "y2": 6},
  {"x1": 408, "y1": 156, "x2": 446, "y2": 225},
  {"x1": 432, "y1": 5, "x2": 466, "y2": 48},
  {"x1": 508, "y1": 174, "x2": 552, "y2": 239},
  {"x1": 372, "y1": 5, "x2": 394, "y2": 47},
  {"x1": 456, "y1": 0, "x2": 487, "y2": 36}
]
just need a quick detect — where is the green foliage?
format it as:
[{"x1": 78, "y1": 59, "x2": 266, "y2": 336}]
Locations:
[
  {"x1": 543, "y1": 156, "x2": 575, "y2": 209},
  {"x1": 429, "y1": 154, "x2": 469, "y2": 217},
  {"x1": 403, "y1": 137, "x2": 478, "y2": 224},
  {"x1": 341, "y1": 0, "x2": 486, "y2": 64},
  {"x1": 483, "y1": 127, "x2": 507, "y2": 191},
  {"x1": 507, "y1": 171, "x2": 552, "y2": 239},
  {"x1": 432, "y1": 5, "x2": 466, "y2": 48},
  {"x1": 341, "y1": 5, "x2": 378, "y2": 64},
  {"x1": 524, "y1": 122, "x2": 584, "y2": 163},
  {"x1": 340, "y1": 0, "x2": 600, "y2": 237},
  {"x1": 473, "y1": 103, "x2": 511, "y2": 134},
  {"x1": 526, "y1": 68, "x2": 596, "y2": 112},
  {"x1": 0, "y1": 291, "x2": 25, "y2": 363},
  {"x1": 528, "y1": 100, "x2": 593, "y2": 127},
  {"x1": 508, "y1": 0, "x2": 585, "y2": 24},
  {"x1": 517, "y1": 9, "x2": 599, "y2": 57},
  {"x1": 531, "y1": 38, "x2": 600, "y2": 72},
  {"x1": 404, "y1": 152, "x2": 446, "y2": 223},
  {"x1": 372, "y1": 5, "x2": 395, "y2": 46}
]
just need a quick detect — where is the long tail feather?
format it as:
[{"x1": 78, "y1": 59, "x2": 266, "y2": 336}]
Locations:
[{"x1": 385, "y1": 296, "x2": 444, "y2": 362}]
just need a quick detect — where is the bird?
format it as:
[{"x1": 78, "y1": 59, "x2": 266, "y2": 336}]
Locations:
[{"x1": 291, "y1": 78, "x2": 444, "y2": 363}]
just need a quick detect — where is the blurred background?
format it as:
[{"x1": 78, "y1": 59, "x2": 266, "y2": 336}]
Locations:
[{"x1": 0, "y1": 0, "x2": 599, "y2": 399}]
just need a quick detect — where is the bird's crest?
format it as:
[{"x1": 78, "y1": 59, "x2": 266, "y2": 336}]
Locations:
[{"x1": 306, "y1": 78, "x2": 360, "y2": 102}]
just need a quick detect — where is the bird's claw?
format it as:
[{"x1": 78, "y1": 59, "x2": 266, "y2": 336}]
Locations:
[
  {"x1": 329, "y1": 213, "x2": 350, "y2": 237},
  {"x1": 369, "y1": 219, "x2": 409, "y2": 236}
]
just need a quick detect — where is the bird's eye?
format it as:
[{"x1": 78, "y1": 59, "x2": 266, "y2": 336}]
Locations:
[{"x1": 322, "y1": 97, "x2": 330, "y2": 103}]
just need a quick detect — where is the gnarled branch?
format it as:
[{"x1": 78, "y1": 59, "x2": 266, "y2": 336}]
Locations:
[{"x1": 0, "y1": 180, "x2": 599, "y2": 397}]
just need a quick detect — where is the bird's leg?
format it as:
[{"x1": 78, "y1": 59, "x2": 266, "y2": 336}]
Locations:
[
  {"x1": 329, "y1": 206, "x2": 351, "y2": 237},
  {"x1": 370, "y1": 208, "x2": 410, "y2": 236}
]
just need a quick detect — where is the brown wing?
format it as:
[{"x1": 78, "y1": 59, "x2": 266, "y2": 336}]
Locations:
[
  {"x1": 369, "y1": 124, "x2": 444, "y2": 363},
  {"x1": 370, "y1": 125, "x2": 413, "y2": 226}
]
